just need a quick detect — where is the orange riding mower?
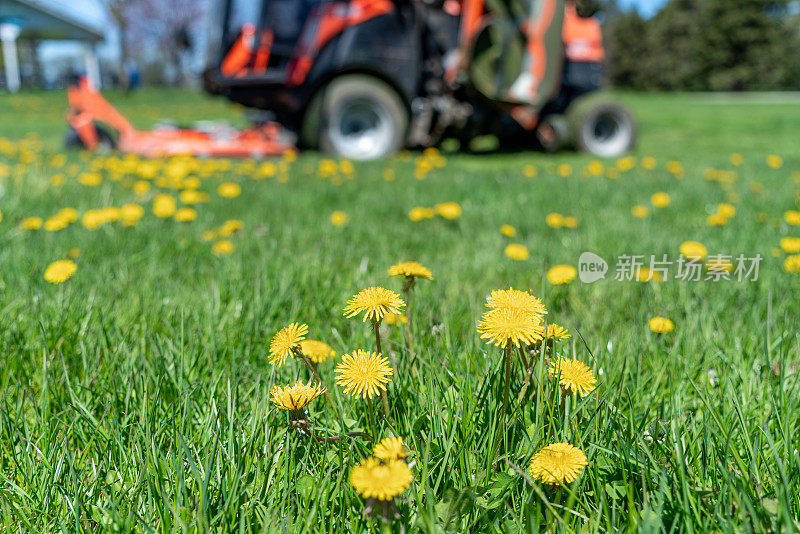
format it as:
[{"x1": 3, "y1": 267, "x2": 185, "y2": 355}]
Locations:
[{"x1": 67, "y1": 0, "x2": 634, "y2": 159}]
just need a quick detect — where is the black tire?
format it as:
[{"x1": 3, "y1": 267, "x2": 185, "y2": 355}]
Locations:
[
  {"x1": 535, "y1": 114, "x2": 569, "y2": 153},
  {"x1": 300, "y1": 89, "x2": 324, "y2": 150},
  {"x1": 64, "y1": 125, "x2": 116, "y2": 152},
  {"x1": 307, "y1": 75, "x2": 408, "y2": 160},
  {"x1": 567, "y1": 94, "x2": 636, "y2": 157}
]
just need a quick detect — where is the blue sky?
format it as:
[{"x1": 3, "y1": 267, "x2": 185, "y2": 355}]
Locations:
[{"x1": 616, "y1": 0, "x2": 669, "y2": 18}]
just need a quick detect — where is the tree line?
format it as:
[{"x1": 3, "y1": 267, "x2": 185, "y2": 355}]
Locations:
[{"x1": 602, "y1": 0, "x2": 800, "y2": 90}]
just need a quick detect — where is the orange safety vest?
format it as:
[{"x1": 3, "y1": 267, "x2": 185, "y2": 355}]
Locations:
[{"x1": 562, "y1": 3, "x2": 604, "y2": 63}]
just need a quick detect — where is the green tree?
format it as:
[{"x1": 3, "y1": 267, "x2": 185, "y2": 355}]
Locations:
[
  {"x1": 643, "y1": 0, "x2": 704, "y2": 90},
  {"x1": 605, "y1": 10, "x2": 654, "y2": 89},
  {"x1": 695, "y1": 0, "x2": 794, "y2": 90}
]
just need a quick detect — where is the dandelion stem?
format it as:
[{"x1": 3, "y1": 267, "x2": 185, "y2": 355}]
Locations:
[
  {"x1": 517, "y1": 345, "x2": 535, "y2": 403},
  {"x1": 366, "y1": 399, "x2": 377, "y2": 437},
  {"x1": 299, "y1": 352, "x2": 343, "y2": 424},
  {"x1": 503, "y1": 346, "x2": 511, "y2": 419},
  {"x1": 372, "y1": 321, "x2": 393, "y2": 419},
  {"x1": 373, "y1": 319, "x2": 383, "y2": 356}
]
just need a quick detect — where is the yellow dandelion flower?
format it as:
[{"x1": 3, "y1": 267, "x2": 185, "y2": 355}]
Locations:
[
  {"x1": 153, "y1": 194, "x2": 176, "y2": 218},
  {"x1": 180, "y1": 189, "x2": 202, "y2": 204},
  {"x1": 268, "y1": 322, "x2": 309, "y2": 367},
  {"x1": 21, "y1": 216, "x2": 43, "y2": 230},
  {"x1": 523, "y1": 164, "x2": 537, "y2": 178},
  {"x1": 766, "y1": 154, "x2": 783, "y2": 169},
  {"x1": 641, "y1": 156, "x2": 657, "y2": 169},
  {"x1": 631, "y1": 205, "x2": 649, "y2": 218},
  {"x1": 785, "y1": 210, "x2": 800, "y2": 226},
  {"x1": 486, "y1": 288, "x2": 547, "y2": 318},
  {"x1": 212, "y1": 240, "x2": 234, "y2": 255},
  {"x1": 547, "y1": 265, "x2": 577, "y2": 285},
  {"x1": 174, "y1": 207, "x2": 197, "y2": 222},
  {"x1": 583, "y1": 160, "x2": 602, "y2": 176},
  {"x1": 269, "y1": 381, "x2": 325, "y2": 411},
  {"x1": 784, "y1": 255, "x2": 800, "y2": 273},
  {"x1": 374, "y1": 437, "x2": 408, "y2": 461},
  {"x1": 500, "y1": 224, "x2": 516, "y2": 237},
  {"x1": 340, "y1": 160, "x2": 355, "y2": 174},
  {"x1": 545, "y1": 324, "x2": 571, "y2": 340},
  {"x1": 545, "y1": 213, "x2": 564, "y2": 228},
  {"x1": 504, "y1": 243, "x2": 529, "y2": 261},
  {"x1": 58, "y1": 208, "x2": 79, "y2": 222},
  {"x1": 435, "y1": 201, "x2": 462, "y2": 219},
  {"x1": 78, "y1": 172, "x2": 102, "y2": 186},
  {"x1": 44, "y1": 216, "x2": 69, "y2": 232},
  {"x1": 218, "y1": 182, "x2": 241, "y2": 198},
  {"x1": 182, "y1": 176, "x2": 201, "y2": 190},
  {"x1": 121, "y1": 203, "x2": 144, "y2": 226},
  {"x1": 81, "y1": 210, "x2": 105, "y2": 230},
  {"x1": 133, "y1": 180, "x2": 150, "y2": 195},
  {"x1": 330, "y1": 210, "x2": 349, "y2": 226},
  {"x1": 707, "y1": 213, "x2": 728, "y2": 226},
  {"x1": 706, "y1": 258, "x2": 733, "y2": 273},
  {"x1": 651, "y1": 192, "x2": 670, "y2": 208},
  {"x1": 218, "y1": 219, "x2": 244, "y2": 237},
  {"x1": 388, "y1": 261, "x2": 433, "y2": 280},
  {"x1": 350, "y1": 457, "x2": 413, "y2": 501},
  {"x1": 729, "y1": 153, "x2": 743, "y2": 166},
  {"x1": 334, "y1": 349, "x2": 393, "y2": 399},
  {"x1": 780, "y1": 237, "x2": 800, "y2": 254},
  {"x1": 101, "y1": 207, "x2": 122, "y2": 222},
  {"x1": 666, "y1": 160, "x2": 683, "y2": 174},
  {"x1": 44, "y1": 260, "x2": 77, "y2": 284},
  {"x1": 563, "y1": 216, "x2": 579, "y2": 228},
  {"x1": 528, "y1": 442, "x2": 588, "y2": 485},
  {"x1": 680, "y1": 241, "x2": 707, "y2": 261},
  {"x1": 636, "y1": 267, "x2": 663, "y2": 282},
  {"x1": 478, "y1": 308, "x2": 544, "y2": 348},
  {"x1": 717, "y1": 203, "x2": 736, "y2": 218},
  {"x1": 408, "y1": 206, "x2": 435, "y2": 221},
  {"x1": 549, "y1": 358, "x2": 596, "y2": 396},
  {"x1": 649, "y1": 316, "x2": 675, "y2": 333},
  {"x1": 300, "y1": 339, "x2": 336, "y2": 364},
  {"x1": 343, "y1": 286, "x2": 405, "y2": 323}
]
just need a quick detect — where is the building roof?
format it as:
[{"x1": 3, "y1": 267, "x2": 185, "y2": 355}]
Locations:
[{"x1": 0, "y1": 0, "x2": 104, "y2": 41}]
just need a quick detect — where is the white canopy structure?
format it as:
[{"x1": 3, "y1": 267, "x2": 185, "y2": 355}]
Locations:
[{"x1": 0, "y1": 0, "x2": 104, "y2": 91}]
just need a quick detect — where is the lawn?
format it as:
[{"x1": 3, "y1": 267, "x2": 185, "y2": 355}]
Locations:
[{"x1": 0, "y1": 88, "x2": 798, "y2": 532}]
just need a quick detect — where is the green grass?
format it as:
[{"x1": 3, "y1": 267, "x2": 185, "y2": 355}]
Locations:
[{"x1": 0, "y1": 88, "x2": 799, "y2": 532}]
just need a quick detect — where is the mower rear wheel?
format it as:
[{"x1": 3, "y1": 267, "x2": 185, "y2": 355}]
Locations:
[
  {"x1": 310, "y1": 75, "x2": 408, "y2": 160},
  {"x1": 535, "y1": 114, "x2": 569, "y2": 153},
  {"x1": 567, "y1": 95, "x2": 636, "y2": 157},
  {"x1": 64, "y1": 125, "x2": 116, "y2": 152}
]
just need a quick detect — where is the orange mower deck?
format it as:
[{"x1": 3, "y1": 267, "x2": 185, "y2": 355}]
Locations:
[{"x1": 66, "y1": 77, "x2": 294, "y2": 158}]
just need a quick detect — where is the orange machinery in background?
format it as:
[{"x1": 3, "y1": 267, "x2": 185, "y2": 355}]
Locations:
[{"x1": 66, "y1": 76, "x2": 293, "y2": 158}]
